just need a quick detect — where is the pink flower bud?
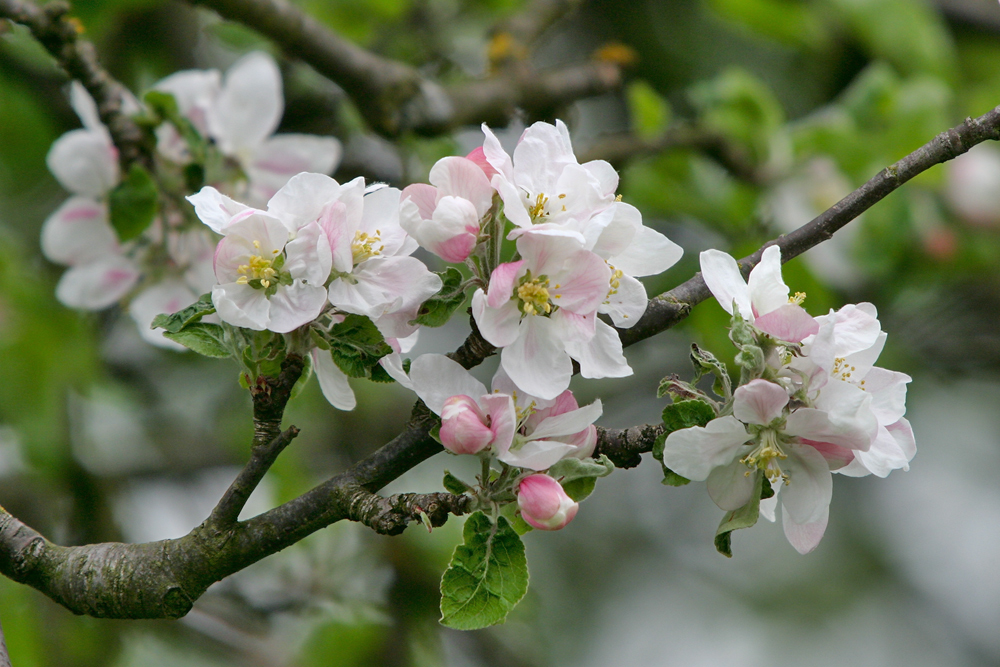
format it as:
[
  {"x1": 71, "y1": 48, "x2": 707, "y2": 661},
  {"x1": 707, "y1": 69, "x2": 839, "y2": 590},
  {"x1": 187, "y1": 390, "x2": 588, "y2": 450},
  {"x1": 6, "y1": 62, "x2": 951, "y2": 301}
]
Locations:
[
  {"x1": 439, "y1": 395, "x2": 494, "y2": 455},
  {"x1": 517, "y1": 474, "x2": 578, "y2": 531}
]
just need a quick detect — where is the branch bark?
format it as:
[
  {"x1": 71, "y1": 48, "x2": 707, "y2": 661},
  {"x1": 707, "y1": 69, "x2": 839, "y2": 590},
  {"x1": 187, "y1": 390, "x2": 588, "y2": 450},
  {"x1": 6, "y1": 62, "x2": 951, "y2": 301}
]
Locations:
[
  {"x1": 188, "y1": 0, "x2": 621, "y2": 135},
  {"x1": 0, "y1": 0, "x2": 152, "y2": 171}
]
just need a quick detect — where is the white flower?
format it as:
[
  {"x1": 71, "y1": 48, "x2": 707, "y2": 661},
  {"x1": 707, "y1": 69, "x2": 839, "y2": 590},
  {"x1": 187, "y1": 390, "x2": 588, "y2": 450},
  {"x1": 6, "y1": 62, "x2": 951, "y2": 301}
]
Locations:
[
  {"x1": 700, "y1": 245, "x2": 819, "y2": 343},
  {"x1": 471, "y1": 233, "x2": 623, "y2": 400}
]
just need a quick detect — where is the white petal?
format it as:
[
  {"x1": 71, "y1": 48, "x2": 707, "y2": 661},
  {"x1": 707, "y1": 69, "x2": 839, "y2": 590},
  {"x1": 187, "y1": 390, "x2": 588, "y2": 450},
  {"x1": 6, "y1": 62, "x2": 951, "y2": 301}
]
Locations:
[
  {"x1": 782, "y1": 503, "x2": 829, "y2": 554},
  {"x1": 700, "y1": 249, "x2": 750, "y2": 317},
  {"x1": 608, "y1": 221, "x2": 683, "y2": 277},
  {"x1": 564, "y1": 317, "x2": 632, "y2": 380},
  {"x1": 472, "y1": 289, "x2": 522, "y2": 347},
  {"x1": 69, "y1": 82, "x2": 104, "y2": 132},
  {"x1": 746, "y1": 245, "x2": 789, "y2": 316},
  {"x1": 498, "y1": 439, "x2": 576, "y2": 471},
  {"x1": 209, "y1": 51, "x2": 282, "y2": 156},
  {"x1": 409, "y1": 354, "x2": 488, "y2": 415},
  {"x1": 284, "y1": 220, "x2": 333, "y2": 285},
  {"x1": 267, "y1": 172, "x2": 352, "y2": 232},
  {"x1": 47, "y1": 129, "x2": 118, "y2": 198},
  {"x1": 246, "y1": 134, "x2": 343, "y2": 205},
  {"x1": 41, "y1": 197, "x2": 117, "y2": 265},
  {"x1": 186, "y1": 186, "x2": 250, "y2": 234},
  {"x1": 501, "y1": 316, "x2": 573, "y2": 400},
  {"x1": 599, "y1": 272, "x2": 649, "y2": 327},
  {"x1": 129, "y1": 280, "x2": 199, "y2": 350},
  {"x1": 266, "y1": 283, "x2": 327, "y2": 333},
  {"x1": 312, "y1": 350, "x2": 357, "y2": 410},
  {"x1": 55, "y1": 256, "x2": 139, "y2": 310},
  {"x1": 429, "y1": 156, "x2": 495, "y2": 217},
  {"x1": 527, "y1": 399, "x2": 602, "y2": 440},
  {"x1": 660, "y1": 416, "x2": 751, "y2": 481},
  {"x1": 706, "y1": 460, "x2": 758, "y2": 511},
  {"x1": 781, "y1": 443, "x2": 833, "y2": 525},
  {"x1": 212, "y1": 283, "x2": 270, "y2": 330}
]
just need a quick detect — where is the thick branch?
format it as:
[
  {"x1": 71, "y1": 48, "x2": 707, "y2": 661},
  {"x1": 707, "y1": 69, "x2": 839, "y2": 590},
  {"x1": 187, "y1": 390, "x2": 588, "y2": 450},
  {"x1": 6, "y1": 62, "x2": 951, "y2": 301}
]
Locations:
[
  {"x1": 594, "y1": 423, "x2": 663, "y2": 469},
  {"x1": 188, "y1": 0, "x2": 621, "y2": 135},
  {"x1": 0, "y1": 0, "x2": 151, "y2": 170}
]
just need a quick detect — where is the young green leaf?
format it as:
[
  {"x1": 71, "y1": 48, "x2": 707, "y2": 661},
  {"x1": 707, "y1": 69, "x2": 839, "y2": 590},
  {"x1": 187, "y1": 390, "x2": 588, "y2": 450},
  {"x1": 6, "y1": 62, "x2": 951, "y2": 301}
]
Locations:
[
  {"x1": 109, "y1": 164, "x2": 159, "y2": 243},
  {"x1": 661, "y1": 399, "x2": 716, "y2": 435},
  {"x1": 714, "y1": 472, "x2": 764, "y2": 557},
  {"x1": 439, "y1": 512, "x2": 529, "y2": 630},
  {"x1": 163, "y1": 323, "x2": 229, "y2": 358},
  {"x1": 150, "y1": 294, "x2": 216, "y2": 334},
  {"x1": 410, "y1": 267, "x2": 467, "y2": 328},
  {"x1": 327, "y1": 315, "x2": 393, "y2": 379},
  {"x1": 443, "y1": 470, "x2": 473, "y2": 495}
]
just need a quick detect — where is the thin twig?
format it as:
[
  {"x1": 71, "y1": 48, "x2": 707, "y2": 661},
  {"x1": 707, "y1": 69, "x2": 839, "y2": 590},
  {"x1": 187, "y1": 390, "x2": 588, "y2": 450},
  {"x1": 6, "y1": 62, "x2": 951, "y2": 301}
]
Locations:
[{"x1": 209, "y1": 426, "x2": 300, "y2": 527}]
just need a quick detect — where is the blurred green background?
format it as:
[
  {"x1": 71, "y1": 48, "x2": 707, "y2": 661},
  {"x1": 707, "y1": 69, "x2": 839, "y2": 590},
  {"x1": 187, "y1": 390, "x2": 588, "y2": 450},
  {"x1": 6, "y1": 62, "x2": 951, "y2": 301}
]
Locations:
[{"x1": 3, "y1": 0, "x2": 1000, "y2": 664}]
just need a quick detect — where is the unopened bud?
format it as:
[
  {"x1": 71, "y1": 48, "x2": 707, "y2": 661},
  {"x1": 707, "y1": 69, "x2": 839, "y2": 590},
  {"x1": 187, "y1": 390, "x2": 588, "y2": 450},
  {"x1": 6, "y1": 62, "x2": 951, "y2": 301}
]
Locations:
[
  {"x1": 517, "y1": 474, "x2": 578, "y2": 531},
  {"x1": 440, "y1": 395, "x2": 494, "y2": 455}
]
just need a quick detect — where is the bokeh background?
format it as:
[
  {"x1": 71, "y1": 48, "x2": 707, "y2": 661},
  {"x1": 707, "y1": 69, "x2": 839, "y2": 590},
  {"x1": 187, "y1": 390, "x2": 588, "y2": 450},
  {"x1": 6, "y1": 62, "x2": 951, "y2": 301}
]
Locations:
[{"x1": 3, "y1": 0, "x2": 1000, "y2": 664}]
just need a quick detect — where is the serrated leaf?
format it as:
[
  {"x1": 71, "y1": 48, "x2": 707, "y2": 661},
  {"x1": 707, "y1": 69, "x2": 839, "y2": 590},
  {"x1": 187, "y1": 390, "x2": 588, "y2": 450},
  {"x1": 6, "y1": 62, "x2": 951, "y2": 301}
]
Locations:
[
  {"x1": 690, "y1": 343, "x2": 732, "y2": 399},
  {"x1": 151, "y1": 294, "x2": 216, "y2": 333},
  {"x1": 109, "y1": 164, "x2": 159, "y2": 242},
  {"x1": 499, "y1": 501, "x2": 534, "y2": 535},
  {"x1": 714, "y1": 472, "x2": 763, "y2": 557},
  {"x1": 443, "y1": 470, "x2": 472, "y2": 495},
  {"x1": 411, "y1": 267, "x2": 467, "y2": 328},
  {"x1": 661, "y1": 400, "x2": 716, "y2": 435},
  {"x1": 440, "y1": 512, "x2": 528, "y2": 630},
  {"x1": 163, "y1": 323, "x2": 229, "y2": 358},
  {"x1": 547, "y1": 455, "x2": 614, "y2": 483},
  {"x1": 328, "y1": 315, "x2": 393, "y2": 379}
]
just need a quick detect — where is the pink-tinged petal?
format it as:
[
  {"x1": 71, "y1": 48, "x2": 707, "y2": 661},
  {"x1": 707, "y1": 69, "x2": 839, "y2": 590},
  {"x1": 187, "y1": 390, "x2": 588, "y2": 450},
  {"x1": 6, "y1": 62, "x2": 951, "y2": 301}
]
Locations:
[
  {"x1": 55, "y1": 257, "x2": 139, "y2": 310},
  {"x1": 513, "y1": 121, "x2": 576, "y2": 193},
  {"x1": 486, "y1": 261, "x2": 525, "y2": 309},
  {"x1": 785, "y1": 406, "x2": 874, "y2": 453},
  {"x1": 435, "y1": 231, "x2": 478, "y2": 264},
  {"x1": 405, "y1": 195, "x2": 480, "y2": 262},
  {"x1": 753, "y1": 304, "x2": 819, "y2": 343},
  {"x1": 801, "y1": 439, "x2": 855, "y2": 471},
  {"x1": 312, "y1": 349, "x2": 357, "y2": 410},
  {"x1": 318, "y1": 200, "x2": 354, "y2": 273},
  {"x1": 212, "y1": 282, "x2": 270, "y2": 330},
  {"x1": 267, "y1": 172, "x2": 350, "y2": 232},
  {"x1": 551, "y1": 309, "x2": 597, "y2": 344},
  {"x1": 733, "y1": 379, "x2": 788, "y2": 425},
  {"x1": 41, "y1": 197, "x2": 116, "y2": 265},
  {"x1": 129, "y1": 280, "x2": 199, "y2": 350},
  {"x1": 187, "y1": 186, "x2": 251, "y2": 234},
  {"x1": 706, "y1": 460, "x2": 758, "y2": 511},
  {"x1": 480, "y1": 124, "x2": 513, "y2": 181},
  {"x1": 700, "y1": 249, "x2": 751, "y2": 317},
  {"x1": 660, "y1": 416, "x2": 751, "y2": 481},
  {"x1": 328, "y1": 256, "x2": 440, "y2": 318},
  {"x1": 209, "y1": 51, "x2": 282, "y2": 156},
  {"x1": 440, "y1": 395, "x2": 494, "y2": 455},
  {"x1": 550, "y1": 250, "x2": 612, "y2": 315},
  {"x1": 608, "y1": 217, "x2": 684, "y2": 277},
  {"x1": 152, "y1": 69, "x2": 220, "y2": 133},
  {"x1": 782, "y1": 504, "x2": 829, "y2": 554},
  {"x1": 284, "y1": 221, "x2": 333, "y2": 285},
  {"x1": 524, "y1": 389, "x2": 579, "y2": 431},
  {"x1": 408, "y1": 354, "x2": 488, "y2": 415},
  {"x1": 472, "y1": 289, "x2": 522, "y2": 347},
  {"x1": 400, "y1": 183, "x2": 439, "y2": 221},
  {"x1": 482, "y1": 393, "x2": 517, "y2": 453},
  {"x1": 465, "y1": 146, "x2": 499, "y2": 180},
  {"x1": 213, "y1": 213, "x2": 289, "y2": 282},
  {"x1": 501, "y1": 316, "x2": 572, "y2": 401},
  {"x1": 47, "y1": 129, "x2": 118, "y2": 198},
  {"x1": 780, "y1": 442, "x2": 833, "y2": 525},
  {"x1": 515, "y1": 230, "x2": 577, "y2": 278},
  {"x1": 564, "y1": 317, "x2": 631, "y2": 380},
  {"x1": 429, "y1": 156, "x2": 495, "y2": 217},
  {"x1": 266, "y1": 282, "x2": 327, "y2": 333},
  {"x1": 246, "y1": 134, "x2": 343, "y2": 205},
  {"x1": 528, "y1": 399, "x2": 602, "y2": 441},
  {"x1": 746, "y1": 245, "x2": 789, "y2": 316},
  {"x1": 567, "y1": 424, "x2": 598, "y2": 459},
  {"x1": 600, "y1": 272, "x2": 648, "y2": 328},
  {"x1": 842, "y1": 418, "x2": 916, "y2": 478},
  {"x1": 518, "y1": 474, "x2": 578, "y2": 530},
  {"x1": 500, "y1": 438, "x2": 576, "y2": 471}
]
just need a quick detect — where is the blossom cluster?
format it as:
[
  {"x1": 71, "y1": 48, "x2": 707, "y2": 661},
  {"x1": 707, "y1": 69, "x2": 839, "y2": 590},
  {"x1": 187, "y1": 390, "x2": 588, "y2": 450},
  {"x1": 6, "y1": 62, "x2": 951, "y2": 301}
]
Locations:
[
  {"x1": 40, "y1": 52, "x2": 341, "y2": 349},
  {"x1": 660, "y1": 246, "x2": 915, "y2": 553}
]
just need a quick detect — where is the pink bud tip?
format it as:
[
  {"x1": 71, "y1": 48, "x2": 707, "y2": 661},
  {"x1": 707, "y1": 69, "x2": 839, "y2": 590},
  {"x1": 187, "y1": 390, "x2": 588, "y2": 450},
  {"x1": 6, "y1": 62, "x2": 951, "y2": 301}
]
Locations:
[
  {"x1": 517, "y1": 474, "x2": 579, "y2": 531},
  {"x1": 440, "y1": 395, "x2": 494, "y2": 455}
]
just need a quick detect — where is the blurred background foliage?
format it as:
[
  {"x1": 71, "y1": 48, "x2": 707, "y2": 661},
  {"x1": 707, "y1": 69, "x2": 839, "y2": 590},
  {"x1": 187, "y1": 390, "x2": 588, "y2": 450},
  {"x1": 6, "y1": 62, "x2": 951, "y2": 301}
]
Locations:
[{"x1": 3, "y1": 0, "x2": 1000, "y2": 664}]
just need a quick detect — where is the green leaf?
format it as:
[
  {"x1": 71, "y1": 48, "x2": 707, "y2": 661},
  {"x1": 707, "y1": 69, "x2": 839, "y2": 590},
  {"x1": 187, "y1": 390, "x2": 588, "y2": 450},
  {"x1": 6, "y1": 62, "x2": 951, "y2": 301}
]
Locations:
[
  {"x1": 690, "y1": 343, "x2": 732, "y2": 400},
  {"x1": 108, "y1": 164, "x2": 159, "y2": 242},
  {"x1": 439, "y1": 512, "x2": 529, "y2": 630},
  {"x1": 443, "y1": 470, "x2": 472, "y2": 495},
  {"x1": 714, "y1": 472, "x2": 764, "y2": 557},
  {"x1": 547, "y1": 455, "x2": 614, "y2": 483},
  {"x1": 162, "y1": 323, "x2": 229, "y2": 358},
  {"x1": 327, "y1": 315, "x2": 393, "y2": 379},
  {"x1": 290, "y1": 352, "x2": 314, "y2": 400},
  {"x1": 151, "y1": 294, "x2": 216, "y2": 333},
  {"x1": 661, "y1": 400, "x2": 716, "y2": 435},
  {"x1": 411, "y1": 267, "x2": 467, "y2": 327},
  {"x1": 499, "y1": 501, "x2": 534, "y2": 536},
  {"x1": 561, "y1": 476, "x2": 597, "y2": 502},
  {"x1": 627, "y1": 80, "x2": 671, "y2": 140}
]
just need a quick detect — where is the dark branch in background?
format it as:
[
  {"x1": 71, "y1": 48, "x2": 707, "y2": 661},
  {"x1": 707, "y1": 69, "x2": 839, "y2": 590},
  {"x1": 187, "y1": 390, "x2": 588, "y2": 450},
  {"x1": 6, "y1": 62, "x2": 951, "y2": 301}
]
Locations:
[
  {"x1": 579, "y1": 124, "x2": 767, "y2": 186},
  {"x1": 1, "y1": 98, "x2": 999, "y2": 620},
  {"x1": 494, "y1": 0, "x2": 582, "y2": 50},
  {"x1": 188, "y1": 0, "x2": 622, "y2": 136},
  {"x1": 0, "y1": 0, "x2": 151, "y2": 170},
  {"x1": 208, "y1": 426, "x2": 299, "y2": 527}
]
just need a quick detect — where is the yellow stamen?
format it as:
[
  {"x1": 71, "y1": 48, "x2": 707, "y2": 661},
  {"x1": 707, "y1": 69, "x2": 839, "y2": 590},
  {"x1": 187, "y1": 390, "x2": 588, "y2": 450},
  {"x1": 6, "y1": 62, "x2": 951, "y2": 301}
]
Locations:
[
  {"x1": 789, "y1": 291, "x2": 807, "y2": 306},
  {"x1": 352, "y1": 230, "x2": 384, "y2": 264},
  {"x1": 517, "y1": 277, "x2": 552, "y2": 316},
  {"x1": 741, "y1": 429, "x2": 790, "y2": 485},
  {"x1": 528, "y1": 193, "x2": 549, "y2": 219}
]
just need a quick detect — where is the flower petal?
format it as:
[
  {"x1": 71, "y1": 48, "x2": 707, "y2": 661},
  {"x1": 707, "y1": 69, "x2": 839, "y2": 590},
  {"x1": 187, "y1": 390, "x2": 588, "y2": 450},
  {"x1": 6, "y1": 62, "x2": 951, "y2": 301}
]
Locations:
[
  {"x1": 209, "y1": 51, "x2": 283, "y2": 156},
  {"x1": 246, "y1": 133, "x2": 342, "y2": 205},
  {"x1": 528, "y1": 399, "x2": 602, "y2": 441},
  {"x1": 187, "y1": 186, "x2": 251, "y2": 234},
  {"x1": 41, "y1": 197, "x2": 116, "y2": 265},
  {"x1": 782, "y1": 503, "x2": 829, "y2": 554},
  {"x1": 780, "y1": 442, "x2": 832, "y2": 525},
  {"x1": 55, "y1": 257, "x2": 139, "y2": 310},
  {"x1": 47, "y1": 129, "x2": 118, "y2": 198},
  {"x1": 501, "y1": 316, "x2": 572, "y2": 400},
  {"x1": 660, "y1": 416, "x2": 751, "y2": 481},
  {"x1": 266, "y1": 282, "x2": 327, "y2": 333},
  {"x1": 733, "y1": 379, "x2": 788, "y2": 425},
  {"x1": 752, "y1": 304, "x2": 819, "y2": 343},
  {"x1": 312, "y1": 349, "x2": 357, "y2": 410},
  {"x1": 408, "y1": 353, "x2": 489, "y2": 415},
  {"x1": 746, "y1": 245, "x2": 789, "y2": 316},
  {"x1": 700, "y1": 249, "x2": 750, "y2": 317},
  {"x1": 707, "y1": 460, "x2": 758, "y2": 511},
  {"x1": 564, "y1": 317, "x2": 632, "y2": 380},
  {"x1": 472, "y1": 289, "x2": 522, "y2": 347}
]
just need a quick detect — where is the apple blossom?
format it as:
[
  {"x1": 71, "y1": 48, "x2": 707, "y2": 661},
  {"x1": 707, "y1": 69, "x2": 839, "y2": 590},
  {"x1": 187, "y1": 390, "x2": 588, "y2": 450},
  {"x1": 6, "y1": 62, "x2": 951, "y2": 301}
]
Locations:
[
  {"x1": 700, "y1": 245, "x2": 819, "y2": 343},
  {"x1": 471, "y1": 233, "x2": 624, "y2": 400},
  {"x1": 517, "y1": 474, "x2": 579, "y2": 531},
  {"x1": 661, "y1": 378, "x2": 877, "y2": 553}
]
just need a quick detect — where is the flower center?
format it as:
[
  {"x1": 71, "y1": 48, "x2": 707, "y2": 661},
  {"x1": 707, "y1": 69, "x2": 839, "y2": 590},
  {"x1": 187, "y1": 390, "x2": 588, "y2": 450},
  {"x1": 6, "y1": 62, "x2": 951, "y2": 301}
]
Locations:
[
  {"x1": 352, "y1": 230, "x2": 384, "y2": 264},
  {"x1": 515, "y1": 272, "x2": 555, "y2": 316},
  {"x1": 831, "y1": 357, "x2": 865, "y2": 388},
  {"x1": 741, "y1": 428, "x2": 789, "y2": 485},
  {"x1": 788, "y1": 291, "x2": 807, "y2": 306},
  {"x1": 236, "y1": 240, "x2": 280, "y2": 289},
  {"x1": 525, "y1": 192, "x2": 568, "y2": 221}
]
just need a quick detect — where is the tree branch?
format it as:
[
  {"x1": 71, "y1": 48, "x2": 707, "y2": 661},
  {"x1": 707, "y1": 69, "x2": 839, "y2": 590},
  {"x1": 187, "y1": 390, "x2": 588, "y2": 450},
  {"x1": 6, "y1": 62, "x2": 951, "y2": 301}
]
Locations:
[
  {"x1": 187, "y1": 0, "x2": 621, "y2": 135},
  {"x1": 0, "y1": 0, "x2": 151, "y2": 170},
  {"x1": 594, "y1": 424, "x2": 664, "y2": 469}
]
